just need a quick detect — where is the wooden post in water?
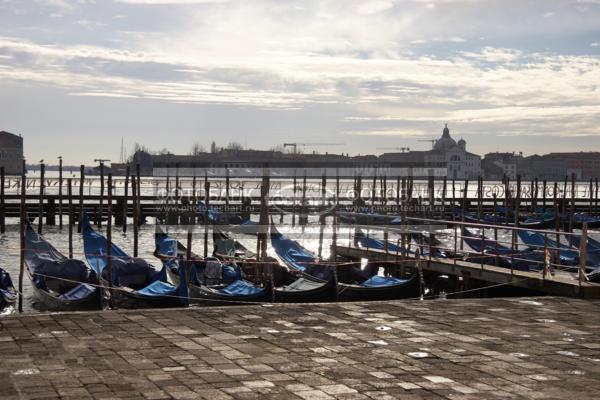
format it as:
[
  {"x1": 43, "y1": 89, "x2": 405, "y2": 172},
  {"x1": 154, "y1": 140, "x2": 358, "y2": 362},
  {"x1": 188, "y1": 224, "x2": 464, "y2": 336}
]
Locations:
[
  {"x1": 78, "y1": 165, "x2": 85, "y2": 233},
  {"x1": 58, "y1": 156, "x2": 63, "y2": 229},
  {"x1": 225, "y1": 166, "x2": 230, "y2": 208},
  {"x1": 106, "y1": 173, "x2": 114, "y2": 309},
  {"x1": 38, "y1": 162, "x2": 45, "y2": 234},
  {"x1": 441, "y1": 176, "x2": 447, "y2": 219},
  {"x1": 336, "y1": 168, "x2": 340, "y2": 207},
  {"x1": 258, "y1": 164, "x2": 270, "y2": 261},
  {"x1": 569, "y1": 173, "x2": 575, "y2": 232},
  {"x1": 123, "y1": 164, "x2": 130, "y2": 233},
  {"x1": 98, "y1": 161, "x2": 104, "y2": 228},
  {"x1": 371, "y1": 168, "x2": 377, "y2": 209},
  {"x1": 318, "y1": 171, "x2": 326, "y2": 258},
  {"x1": 292, "y1": 171, "x2": 297, "y2": 227},
  {"x1": 68, "y1": 179, "x2": 73, "y2": 259},
  {"x1": 300, "y1": 172, "x2": 307, "y2": 226},
  {"x1": 579, "y1": 223, "x2": 588, "y2": 286},
  {"x1": 594, "y1": 178, "x2": 599, "y2": 214},
  {"x1": 589, "y1": 178, "x2": 594, "y2": 215},
  {"x1": 533, "y1": 178, "x2": 539, "y2": 214},
  {"x1": 18, "y1": 159, "x2": 26, "y2": 313},
  {"x1": 396, "y1": 176, "x2": 401, "y2": 206},
  {"x1": 0, "y1": 166, "x2": 4, "y2": 234},
  {"x1": 136, "y1": 163, "x2": 141, "y2": 224},
  {"x1": 511, "y1": 175, "x2": 521, "y2": 273},
  {"x1": 191, "y1": 175, "x2": 197, "y2": 225},
  {"x1": 542, "y1": 179, "x2": 547, "y2": 212},
  {"x1": 131, "y1": 173, "x2": 138, "y2": 257},
  {"x1": 460, "y1": 179, "x2": 468, "y2": 251},
  {"x1": 204, "y1": 175, "x2": 209, "y2": 258}
]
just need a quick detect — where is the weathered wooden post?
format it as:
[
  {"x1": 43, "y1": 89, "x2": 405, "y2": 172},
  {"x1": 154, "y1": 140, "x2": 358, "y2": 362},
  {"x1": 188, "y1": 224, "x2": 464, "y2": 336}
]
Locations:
[
  {"x1": 98, "y1": 161, "x2": 104, "y2": 227},
  {"x1": 0, "y1": 166, "x2": 4, "y2": 234},
  {"x1": 78, "y1": 165, "x2": 85, "y2": 233},
  {"x1": 122, "y1": 164, "x2": 130, "y2": 232},
  {"x1": 589, "y1": 178, "x2": 594, "y2": 215},
  {"x1": 18, "y1": 159, "x2": 26, "y2": 313},
  {"x1": 292, "y1": 171, "x2": 297, "y2": 227},
  {"x1": 300, "y1": 172, "x2": 307, "y2": 226},
  {"x1": 68, "y1": 178, "x2": 73, "y2": 259},
  {"x1": 542, "y1": 179, "x2": 547, "y2": 212},
  {"x1": 58, "y1": 156, "x2": 63, "y2": 229},
  {"x1": 136, "y1": 163, "x2": 141, "y2": 225},
  {"x1": 38, "y1": 162, "x2": 45, "y2": 234},
  {"x1": 258, "y1": 164, "x2": 270, "y2": 261},
  {"x1": 569, "y1": 173, "x2": 576, "y2": 232},
  {"x1": 131, "y1": 173, "x2": 138, "y2": 257},
  {"x1": 106, "y1": 173, "x2": 114, "y2": 309},
  {"x1": 204, "y1": 174, "x2": 209, "y2": 258},
  {"x1": 579, "y1": 223, "x2": 588, "y2": 286},
  {"x1": 318, "y1": 171, "x2": 326, "y2": 258},
  {"x1": 225, "y1": 165, "x2": 230, "y2": 208}
]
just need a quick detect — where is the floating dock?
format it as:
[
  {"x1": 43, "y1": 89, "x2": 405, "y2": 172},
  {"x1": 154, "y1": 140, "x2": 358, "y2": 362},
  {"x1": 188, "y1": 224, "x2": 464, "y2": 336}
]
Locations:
[{"x1": 1, "y1": 297, "x2": 600, "y2": 399}]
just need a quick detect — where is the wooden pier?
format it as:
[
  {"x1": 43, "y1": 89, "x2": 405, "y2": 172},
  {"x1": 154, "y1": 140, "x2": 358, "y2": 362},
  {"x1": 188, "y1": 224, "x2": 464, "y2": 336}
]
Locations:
[{"x1": 334, "y1": 244, "x2": 600, "y2": 299}]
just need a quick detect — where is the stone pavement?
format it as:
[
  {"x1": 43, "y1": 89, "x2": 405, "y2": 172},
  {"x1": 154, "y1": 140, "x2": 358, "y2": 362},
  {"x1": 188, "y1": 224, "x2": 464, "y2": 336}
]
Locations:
[{"x1": 1, "y1": 297, "x2": 600, "y2": 400}]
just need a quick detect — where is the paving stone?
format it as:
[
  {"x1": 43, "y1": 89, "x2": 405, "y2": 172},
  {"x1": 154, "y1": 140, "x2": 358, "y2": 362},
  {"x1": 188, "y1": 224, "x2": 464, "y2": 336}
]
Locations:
[{"x1": 1, "y1": 297, "x2": 600, "y2": 399}]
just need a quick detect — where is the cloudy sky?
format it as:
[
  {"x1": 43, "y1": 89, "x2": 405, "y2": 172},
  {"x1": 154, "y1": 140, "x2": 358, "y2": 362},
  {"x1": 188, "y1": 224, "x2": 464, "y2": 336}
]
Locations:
[{"x1": 1, "y1": 0, "x2": 599, "y2": 164}]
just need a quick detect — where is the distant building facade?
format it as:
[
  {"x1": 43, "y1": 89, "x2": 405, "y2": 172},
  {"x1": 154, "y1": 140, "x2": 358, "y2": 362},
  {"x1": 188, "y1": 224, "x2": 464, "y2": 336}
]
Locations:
[
  {"x1": 0, "y1": 131, "x2": 24, "y2": 175},
  {"x1": 483, "y1": 152, "x2": 521, "y2": 180},
  {"x1": 120, "y1": 125, "x2": 482, "y2": 179}
]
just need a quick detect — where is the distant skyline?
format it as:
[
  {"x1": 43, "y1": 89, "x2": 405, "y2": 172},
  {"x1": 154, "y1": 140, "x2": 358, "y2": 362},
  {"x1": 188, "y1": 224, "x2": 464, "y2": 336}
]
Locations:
[{"x1": 1, "y1": 0, "x2": 600, "y2": 165}]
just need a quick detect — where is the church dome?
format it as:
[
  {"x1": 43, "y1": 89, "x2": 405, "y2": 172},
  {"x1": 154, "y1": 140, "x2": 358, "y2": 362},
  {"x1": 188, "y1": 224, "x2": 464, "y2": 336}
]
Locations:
[{"x1": 434, "y1": 123, "x2": 456, "y2": 151}]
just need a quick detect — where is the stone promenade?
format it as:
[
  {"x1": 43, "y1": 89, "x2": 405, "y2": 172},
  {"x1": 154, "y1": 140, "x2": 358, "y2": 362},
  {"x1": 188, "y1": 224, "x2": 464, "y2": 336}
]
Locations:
[{"x1": 1, "y1": 297, "x2": 600, "y2": 399}]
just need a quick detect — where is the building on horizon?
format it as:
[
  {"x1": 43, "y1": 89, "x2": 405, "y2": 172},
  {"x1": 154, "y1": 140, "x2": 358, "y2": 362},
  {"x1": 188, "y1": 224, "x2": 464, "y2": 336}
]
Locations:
[
  {"x1": 0, "y1": 130, "x2": 24, "y2": 175},
  {"x1": 380, "y1": 124, "x2": 482, "y2": 179}
]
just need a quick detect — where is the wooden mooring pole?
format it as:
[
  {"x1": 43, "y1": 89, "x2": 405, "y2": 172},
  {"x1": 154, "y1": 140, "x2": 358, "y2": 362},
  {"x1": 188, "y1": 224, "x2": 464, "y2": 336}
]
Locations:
[
  {"x1": 132, "y1": 173, "x2": 138, "y2": 257},
  {"x1": 106, "y1": 173, "x2": 114, "y2": 309},
  {"x1": 38, "y1": 162, "x2": 45, "y2": 234},
  {"x1": 78, "y1": 165, "x2": 84, "y2": 233},
  {"x1": 0, "y1": 166, "x2": 4, "y2": 234},
  {"x1": 68, "y1": 178, "x2": 73, "y2": 259},
  {"x1": 18, "y1": 159, "x2": 26, "y2": 313},
  {"x1": 58, "y1": 156, "x2": 63, "y2": 229}
]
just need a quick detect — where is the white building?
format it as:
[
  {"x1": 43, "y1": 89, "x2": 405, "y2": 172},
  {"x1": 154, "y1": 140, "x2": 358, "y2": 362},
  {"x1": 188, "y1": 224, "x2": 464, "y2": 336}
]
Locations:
[{"x1": 424, "y1": 124, "x2": 481, "y2": 179}]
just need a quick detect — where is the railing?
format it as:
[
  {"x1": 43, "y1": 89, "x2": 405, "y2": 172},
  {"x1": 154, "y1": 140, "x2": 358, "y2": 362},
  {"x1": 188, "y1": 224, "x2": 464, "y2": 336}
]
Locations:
[{"x1": 337, "y1": 211, "x2": 595, "y2": 285}]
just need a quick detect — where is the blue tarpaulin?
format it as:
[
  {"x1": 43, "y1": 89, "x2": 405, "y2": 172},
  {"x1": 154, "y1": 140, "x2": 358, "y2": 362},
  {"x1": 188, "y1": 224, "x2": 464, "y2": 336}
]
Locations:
[
  {"x1": 219, "y1": 280, "x2": 265, "y2": 296},
  {"x1": 360, "y1": 275, "x2": 407, "y2": 287}
]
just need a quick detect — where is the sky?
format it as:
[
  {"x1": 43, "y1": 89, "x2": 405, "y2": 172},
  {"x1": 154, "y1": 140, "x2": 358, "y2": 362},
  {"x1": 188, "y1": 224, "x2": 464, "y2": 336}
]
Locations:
[{"x1": 1, "y1": 0, "x2": 600, "y2": 165}]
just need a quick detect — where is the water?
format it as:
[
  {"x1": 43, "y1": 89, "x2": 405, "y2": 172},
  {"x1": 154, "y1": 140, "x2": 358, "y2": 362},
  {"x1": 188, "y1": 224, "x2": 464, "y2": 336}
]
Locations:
[
  {"x1": 0, "y1": 214, "x2": 349, "y2": 313},
  {"x1": 2, "y1": 211, "x2": 597, "y2": 314}
]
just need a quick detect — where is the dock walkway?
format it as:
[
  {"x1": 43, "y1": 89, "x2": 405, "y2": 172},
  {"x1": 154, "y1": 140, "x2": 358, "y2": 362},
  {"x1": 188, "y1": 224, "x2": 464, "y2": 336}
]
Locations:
[
  {"x1": 335, "y1": 245, "x2": 600, "y2": 299},
  {"x1": 2, "y1": 298, "x2": 600, "y2": 399}
]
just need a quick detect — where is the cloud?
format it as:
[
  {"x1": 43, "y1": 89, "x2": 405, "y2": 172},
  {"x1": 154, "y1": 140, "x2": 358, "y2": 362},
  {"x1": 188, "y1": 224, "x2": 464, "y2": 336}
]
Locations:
[
  {"x1": 347, "y1": 129, "x2": 426, "y2": 136},
  {"x1": 113, "y1": 0, "x2": 229, "y2": 4}
]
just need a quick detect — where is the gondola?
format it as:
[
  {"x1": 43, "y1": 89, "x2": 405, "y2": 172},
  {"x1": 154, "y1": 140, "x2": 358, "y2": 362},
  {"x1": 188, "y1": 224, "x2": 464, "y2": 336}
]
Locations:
[
  {"x1": 154, "y1": 228, "x2": 268, "y2": 305},
  {"x1": 83, "y1": 215, "x2": 188, "y2": 307},
  {"x1": 462, "y1": 227, "x2": 544, "y2": 271},
  {"x1": 565, "y1": 235, "x2": 600, "y2": 282},
  {"x1": 24, "y1": 224, "x2": 104, "y2": 310},
  {"x1": 354, "y1": 229, "x2": 405, "y2": 253},
  {"x1": 0, "y1": 267, "x2": 17, "y2": 311},
  {"x1": 213, "y1": 230, "x2": 256, "y2": 260},
  {"x1": 270, "y1": 224, "x2": 420, "y2": 301},
  {"x1": 517, "y1": 229, "x2": 579, "y2": 265}
]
